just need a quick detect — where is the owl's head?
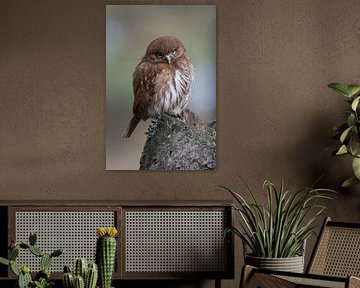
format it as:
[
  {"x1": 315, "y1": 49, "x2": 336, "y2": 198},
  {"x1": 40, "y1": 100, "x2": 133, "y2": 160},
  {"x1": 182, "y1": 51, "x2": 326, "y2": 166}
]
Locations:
[{"x1": 144, "y1": 36, "x2": 187, "y2": 64}]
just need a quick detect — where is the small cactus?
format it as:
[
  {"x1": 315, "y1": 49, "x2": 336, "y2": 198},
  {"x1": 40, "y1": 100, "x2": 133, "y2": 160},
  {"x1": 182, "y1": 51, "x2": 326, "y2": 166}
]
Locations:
[
  {"x1": 63, "y1": 259, "x2": 98, "y2": 288},
  {"x1": 64, "y1": 265, "x2": 72, "y2": 273},
  {"x1": 41, "y1": 253, "x2": 52, "y2": 270},
  {"x1": 9, "y1": 246, "x2": 19, "y2": 260},
  {"x1": 96, "y1": 227, "x2": 118, "y2": 288},
  {"x1": 29, "y1": 245, "x2": 44, "y2": 257},
  {"x1": 74, "y1": 275, "x2": 85, "y2": 288},
  {"x1": 0, "y1": 232, "x2": 63, "y2": 288},
  {"x1": 74, "y1": 258, "x2": 88, "y2": 279},
  {"x1": 85, "y1": 262, "x2": 98, "y2": 288},
  {"x1": 63, "y1": 272, "x2": 74, "y2": 288},
  {"x1": 18, "y1": 268, "x2": 32, "y2": 288}
]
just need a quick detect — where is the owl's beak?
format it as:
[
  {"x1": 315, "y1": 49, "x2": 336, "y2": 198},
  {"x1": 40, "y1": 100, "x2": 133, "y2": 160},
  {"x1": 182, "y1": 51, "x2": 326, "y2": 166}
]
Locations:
[{"x1": 165, "y1": 54, "x2": 171, "y2": 64}]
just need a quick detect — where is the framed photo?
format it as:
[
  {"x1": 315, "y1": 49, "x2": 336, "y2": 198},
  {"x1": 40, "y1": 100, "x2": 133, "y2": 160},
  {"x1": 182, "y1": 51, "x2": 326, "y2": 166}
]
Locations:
[{"x1": 106, "y1": 5, "x2": 216, "y2": 170}]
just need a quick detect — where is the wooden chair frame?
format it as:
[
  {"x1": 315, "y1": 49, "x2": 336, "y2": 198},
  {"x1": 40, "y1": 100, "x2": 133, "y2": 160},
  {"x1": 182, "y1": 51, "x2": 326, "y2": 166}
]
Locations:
[{"x1": 241, "y1": 217, "x2": 360, "y2": 288}]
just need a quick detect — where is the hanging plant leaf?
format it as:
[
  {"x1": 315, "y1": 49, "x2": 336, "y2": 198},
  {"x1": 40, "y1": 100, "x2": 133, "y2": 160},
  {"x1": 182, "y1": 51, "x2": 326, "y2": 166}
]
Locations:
[
  {"x1": 342, "y1": 177, "x2": 360, "y2": 188},
  {"x1": 340, "y1": 126, "x2": 353, "y2": 143},
  {"x1": 351, "y1": 96, "x2": 360, "y2": 111},
  {"x1": 347, "y1": 114, "x2": 356, "y2": 128},
  {"x1": 347, "y1": 85, "x2": 360, "y2": 97},
  {"x1": 349, "y1": 135, "x2": 360, "y2": 157},
  {"x1": 328, "y1": 83, "x2": 351, "y2": 97},
  {"x1": 336, "y1": 145, "x2": 348, "y2": 155},
  {"x1": 352, "y1": 157, "x2": 360, "y2": 179}
]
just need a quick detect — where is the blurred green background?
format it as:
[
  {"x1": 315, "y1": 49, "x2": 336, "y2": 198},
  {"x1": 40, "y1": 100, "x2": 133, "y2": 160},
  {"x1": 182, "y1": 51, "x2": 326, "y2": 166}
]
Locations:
[{"x1": 106, "y1": 5, "x2": 216, "y2": 170}]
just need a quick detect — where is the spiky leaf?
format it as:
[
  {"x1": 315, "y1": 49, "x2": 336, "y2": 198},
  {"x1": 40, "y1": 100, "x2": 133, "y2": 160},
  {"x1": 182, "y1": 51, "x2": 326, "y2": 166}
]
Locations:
[
  {"x1": 328, "y1": 83, "x2": 351, "y2": 97},
  {"x1": 218, "y1": 179, "x2": 335, "y2": 258}
]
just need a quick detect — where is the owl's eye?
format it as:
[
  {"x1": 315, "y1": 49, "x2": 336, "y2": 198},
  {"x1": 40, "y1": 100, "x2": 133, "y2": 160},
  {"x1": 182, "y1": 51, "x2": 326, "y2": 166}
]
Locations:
[
  {"x1": 171, "y1": 48, "x2": 177, "y2": 55},
  {"x1": 156, "y1": 52, "x2": 164, "y2": 58}
]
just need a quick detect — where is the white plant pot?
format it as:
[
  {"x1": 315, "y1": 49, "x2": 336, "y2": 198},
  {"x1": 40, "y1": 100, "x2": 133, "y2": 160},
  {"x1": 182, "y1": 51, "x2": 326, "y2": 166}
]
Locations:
[{"x1": 245, "y1": 254, "x2": 305, "y2": 273}]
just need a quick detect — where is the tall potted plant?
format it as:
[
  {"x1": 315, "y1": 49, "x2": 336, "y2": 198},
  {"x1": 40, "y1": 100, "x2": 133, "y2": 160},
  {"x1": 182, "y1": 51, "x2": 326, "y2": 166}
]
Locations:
[
  {"x1": 328, "y1": 82, "x2": 360, "y2": 187},
  {"x1": 219, "y1": 179, "x2": 334, "y2": 273}
]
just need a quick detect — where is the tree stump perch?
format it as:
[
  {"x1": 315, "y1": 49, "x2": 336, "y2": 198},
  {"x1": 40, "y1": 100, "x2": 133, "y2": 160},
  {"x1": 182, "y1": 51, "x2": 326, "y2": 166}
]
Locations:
[{"x1": 139, "y1": 111, "x2": 216, "y2": 170}]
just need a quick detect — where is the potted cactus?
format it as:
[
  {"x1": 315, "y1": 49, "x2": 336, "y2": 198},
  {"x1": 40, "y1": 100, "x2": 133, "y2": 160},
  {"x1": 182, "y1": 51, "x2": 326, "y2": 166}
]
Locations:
[
  {"x1": 0, "y1": 232, "x2": 64, "y2": 288},
  {"x1": 96, "y1": 227, "x2": 118, "y2": 288},
  {"x1": 62, "y1": 258, "x2": 98, "y2": 288}
]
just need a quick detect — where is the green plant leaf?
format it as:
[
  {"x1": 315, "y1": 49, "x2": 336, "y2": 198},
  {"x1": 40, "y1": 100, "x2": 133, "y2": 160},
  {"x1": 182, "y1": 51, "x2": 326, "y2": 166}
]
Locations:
[
  {"x1": 347, "y1": 114, "x2": 356, "y2": 130},
  {"x1": 342, "y1": 177, "x2": 360, "y2": 188},
  {"x1": 351, "y1": 96, "x2": 360, "y2": 111},
  {"x1": 29, "y1": 246, "x2": 44, "y2": 257},
  {"x1": 347, "y1": 85, "x2": 360, "y2": 97},
  {"x1": 336, "y1": 145, "x2": 348, "y2": 155},
  {"x1": 221, "y1": 179, "x2": 335, "y2": 258},
  {"x1": 0, "y1": 257, "x2": 9, "y2": 266},
  {"x1": 352, "y1": 157, "x2": 360, "y2": 179},
  {"x1": 328, "y1": 83, "x2": 351, "y2": 97},
  {"x1": 10, "y1": 261, "x2": 20, "y2": 276},
  {"x1": 349, "y1": 135, "x2": 360, "y2": 157},
  {"x1": 8, "y1": 247, "x2": 19, "y2": 261},
  {"x1": 340, "y1": 126, "x2": 353, "y2": 143}
]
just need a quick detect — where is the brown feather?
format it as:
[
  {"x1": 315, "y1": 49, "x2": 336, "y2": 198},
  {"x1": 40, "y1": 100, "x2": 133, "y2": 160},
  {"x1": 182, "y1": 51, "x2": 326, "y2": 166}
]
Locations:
[
  {"x1": 122, "y1": 36, "x2": 194, "y2": 138},
  {"x1": 122, "y1": 115, "x2": 141, "y2": 138}
]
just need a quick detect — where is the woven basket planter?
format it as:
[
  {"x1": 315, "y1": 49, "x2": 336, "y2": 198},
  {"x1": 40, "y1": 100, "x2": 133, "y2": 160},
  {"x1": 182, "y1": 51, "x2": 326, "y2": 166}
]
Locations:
[{"x1": 245, "y1": 254, "x2": 305, "y2": 273}]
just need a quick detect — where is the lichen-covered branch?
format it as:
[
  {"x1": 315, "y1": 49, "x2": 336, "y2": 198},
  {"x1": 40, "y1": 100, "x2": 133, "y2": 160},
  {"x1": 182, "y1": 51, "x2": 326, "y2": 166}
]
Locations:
[{"x1": 139, "y1": 110, "x2": 216, "y2": 170}]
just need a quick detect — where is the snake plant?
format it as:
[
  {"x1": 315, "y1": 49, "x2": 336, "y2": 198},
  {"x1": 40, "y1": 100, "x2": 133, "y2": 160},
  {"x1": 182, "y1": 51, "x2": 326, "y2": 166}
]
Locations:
[{"x1": 219, "y1": 178, "x2": 335, "y2": 258}]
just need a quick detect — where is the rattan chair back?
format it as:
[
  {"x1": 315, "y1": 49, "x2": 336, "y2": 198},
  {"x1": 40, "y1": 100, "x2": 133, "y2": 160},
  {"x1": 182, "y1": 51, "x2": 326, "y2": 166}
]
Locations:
[{"x1": 307, "y1": 217, "x2": 360, "y2": 278}]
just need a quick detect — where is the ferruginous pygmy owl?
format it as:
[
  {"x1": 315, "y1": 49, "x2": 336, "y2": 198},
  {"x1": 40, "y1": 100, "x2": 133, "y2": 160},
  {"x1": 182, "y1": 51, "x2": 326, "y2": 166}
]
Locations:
[{"x1": 122, "y1": 36, "x2": 194, "y2": 138}]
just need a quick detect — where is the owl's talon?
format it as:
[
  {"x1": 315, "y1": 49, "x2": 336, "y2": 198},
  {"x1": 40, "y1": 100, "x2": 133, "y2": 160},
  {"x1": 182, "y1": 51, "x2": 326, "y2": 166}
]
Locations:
[{"x1": 164, "y1": 112, "x2": 184, "y2": 121}]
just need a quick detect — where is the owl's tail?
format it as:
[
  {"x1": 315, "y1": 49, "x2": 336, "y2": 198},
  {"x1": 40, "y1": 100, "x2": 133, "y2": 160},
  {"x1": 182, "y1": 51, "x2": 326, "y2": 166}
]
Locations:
[{"x1": 122, "y1": 116, "x2": 141, "y2": 138}]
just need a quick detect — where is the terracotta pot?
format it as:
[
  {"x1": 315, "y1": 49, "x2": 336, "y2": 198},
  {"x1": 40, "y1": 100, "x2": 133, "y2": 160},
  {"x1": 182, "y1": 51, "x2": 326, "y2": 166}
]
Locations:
[{"x1": 245, "y1": 254, "x2": 305, "y2": 273}]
